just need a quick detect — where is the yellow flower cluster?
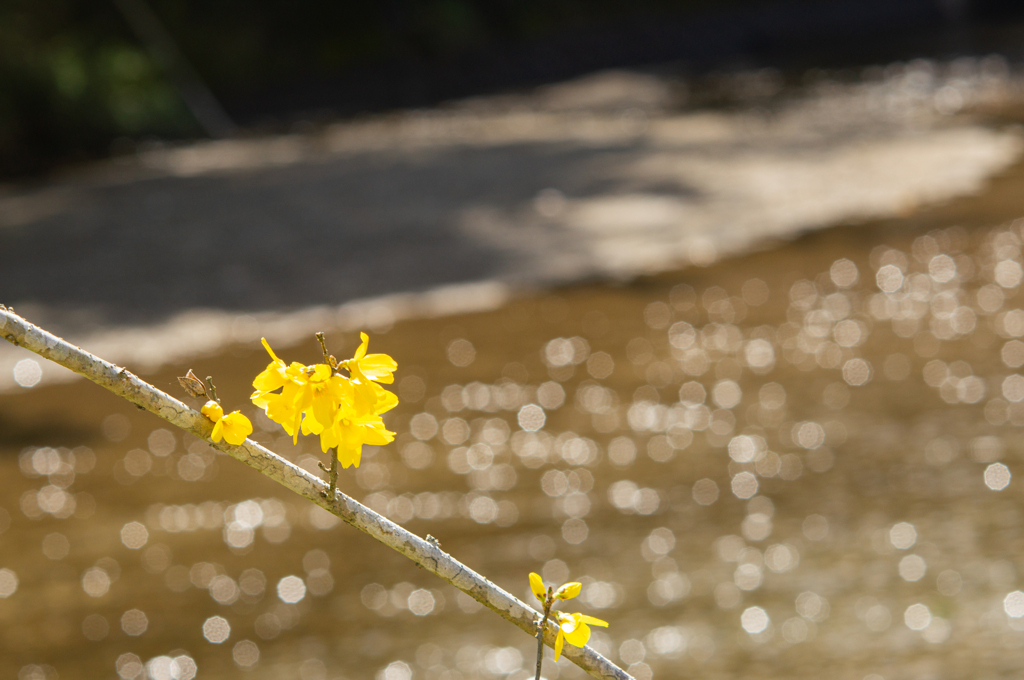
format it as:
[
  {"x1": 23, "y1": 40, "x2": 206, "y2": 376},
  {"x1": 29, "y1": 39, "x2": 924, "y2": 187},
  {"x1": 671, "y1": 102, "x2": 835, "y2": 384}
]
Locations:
[
  {"x1": 201, "y1": 400, "x2": 253, "y2": 446},
  {"x1": 529, "y1": 572, "x2": 608, "y2": 660},
  {"x1": 250, "y1": 333, "x2": 398, "y2": 468}
]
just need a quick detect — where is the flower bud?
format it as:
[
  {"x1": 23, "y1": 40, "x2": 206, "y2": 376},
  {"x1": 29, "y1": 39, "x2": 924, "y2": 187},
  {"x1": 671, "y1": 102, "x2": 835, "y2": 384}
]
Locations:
[{"x1": 555, "y1": 582, "x2": 582, "y2": 600}]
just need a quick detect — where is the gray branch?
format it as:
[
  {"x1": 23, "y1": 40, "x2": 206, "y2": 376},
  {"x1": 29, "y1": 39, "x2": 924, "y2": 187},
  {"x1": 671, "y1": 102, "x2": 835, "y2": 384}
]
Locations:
[{"x1": 0, "y1": 306, "x2": 632, "y2": 680}]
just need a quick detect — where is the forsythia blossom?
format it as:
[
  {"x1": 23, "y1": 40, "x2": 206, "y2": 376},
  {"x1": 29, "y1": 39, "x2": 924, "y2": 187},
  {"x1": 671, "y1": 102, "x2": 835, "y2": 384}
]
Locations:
[
  {"x1": 250, "y1": 333, "x2": 398, "y2": 468},
  {"x1": 529, "y1": 572, "x2": 608, "y2": 660},
  {"x1": 200, "y1": 400, "x2": 253, "y2": 446},
  {"x1": 552, "y1": 611, "x2": 608, "y2": 660}
]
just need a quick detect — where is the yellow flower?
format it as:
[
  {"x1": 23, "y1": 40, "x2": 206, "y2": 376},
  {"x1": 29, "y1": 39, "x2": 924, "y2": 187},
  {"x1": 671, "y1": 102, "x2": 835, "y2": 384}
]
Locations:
[
  {"x1": 249, "y1": 332, "x2": 399, "y2": 467},
  {"x1": 343, "y1": 332, "x2": 397, "y2": 384},
  {"x1": 529, "y1": 573, "x2": 582, "y2": 603},
  {"x1": 321, "y1": 387, "x2": 398, "y2": 462},
  {"x1": 553, "y1": 611, "x2": 608, "y2": 661},
  {"x1": 252, "y1": 346, "x2": 342, "y2": 444},
  {"x1": 297, "y1": 377, "x2": 398, "y2": 458},
  {"x1": 201, "y1": 400, "x2": 253, "y2": 446},
  {"x1": 291, "y1": 363, "x2": 349, "y2": 438},
  {"x1": 251, "y1": 338, "x2": 293, "y2": 394},
  {"x1": 555, "y1": 581, "x2": 582, "y2": 601},
  {"x1": 343, "y1": 336, "x2": 398, "y2": 417},
  {"x1": 529, "y1": 572, "x2": 606, "y2": 661},
  {"x1": 320, "y1": 409, "x2": 396, "y2": 467},
  {"x1": 201, "y1": 400, "x2": 224, "y2": 421},
  {"x1": 253, "y1": 389, "x2": 301, "y2": 438},
  {"x1": 529, "y1": 572, "x2": 547, "y2": 601},
  {"x1": 251, "y1": 339, "x2": 311, "y2": 438}
]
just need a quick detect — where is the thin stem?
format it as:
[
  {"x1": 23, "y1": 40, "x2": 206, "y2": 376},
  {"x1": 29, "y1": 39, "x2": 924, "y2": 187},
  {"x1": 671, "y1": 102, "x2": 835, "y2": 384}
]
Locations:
[
  {"x1": 328, "y1": 449, "x2": 339, "y2": 499},
  {"x1": 534, "y1": 597, "x2": 553, "y2": 680},
  {"x1": 317, "y1": 449, "x2": 339, "y2": 499},
  {"x1": 204, "y1": 375, "x2": 219, "y2": 403},
  {"x1": 315, "y1": 332, "x2": 335, "y2": 370}
]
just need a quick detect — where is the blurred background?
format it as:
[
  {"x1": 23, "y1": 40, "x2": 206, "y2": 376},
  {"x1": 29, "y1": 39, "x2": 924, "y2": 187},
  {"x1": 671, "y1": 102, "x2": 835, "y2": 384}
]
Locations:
[
  {"x1": 6, "y1": 1, "x2": 1024, "y2": 679},
  {"x1": 1, "y1": 0, "x2": 1022, "y2": 177}
]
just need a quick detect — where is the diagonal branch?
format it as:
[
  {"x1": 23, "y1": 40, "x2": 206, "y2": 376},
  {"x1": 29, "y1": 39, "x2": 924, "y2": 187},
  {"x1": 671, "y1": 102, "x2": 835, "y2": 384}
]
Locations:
[{"x1": 0, "y1": 306, "x2": 632, "y2": 680}]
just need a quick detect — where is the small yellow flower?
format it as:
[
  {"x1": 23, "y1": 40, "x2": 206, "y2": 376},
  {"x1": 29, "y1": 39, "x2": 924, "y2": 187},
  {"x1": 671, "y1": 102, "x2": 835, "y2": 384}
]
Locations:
[
  {"x1": 201, "y1": 400, "x2": 253, "y2": 446},
  {"x1": 529, "y1": 572, "x2": 547, "y2": 601},
  {"x1": 253, "y1": 389, "x2": 301, "y2": 438},
  {"x1": 251, "y1": 340, "x2": 305, "y2": 438},
  {"x1": 251, "y1": 338, "x2": 292, "y2": 393},
  {"x1": 343, "y1": 332, "x2": 397, "y2": 384},
  {"x1": 553, "y1": 611, "x2": 608, "y2": 661},
  {"x1": 529, "y1": 572, "x2": 606, "y2": 661},
  {"x1": 530, "y1": 572, "x2": 582, "y2": 602},
  {"x1": 201, "y1": 400, "x2": 224, "y2": 421},
  {"x1": 298, "y1": 377, "x2": 398, "y2": 460},
  {"x1": 292, "y1": 363, "x2": 349, "y2": 439},
  {"x1": 321, "y1": 410, "x2": 396, "y2": 468},
  {"x1": 555, "y1": 581, "x2": 582, "y2": 601}
]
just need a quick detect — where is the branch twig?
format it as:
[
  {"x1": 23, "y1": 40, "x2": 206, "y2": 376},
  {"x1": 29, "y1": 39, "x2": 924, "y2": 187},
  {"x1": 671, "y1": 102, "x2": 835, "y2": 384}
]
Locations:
[
  {"x1": 535, "y1": 591, "x2": 554, "y2": 680},
  {"x1": 0, "y1": 307, "x2": 632, "y2": 680}
]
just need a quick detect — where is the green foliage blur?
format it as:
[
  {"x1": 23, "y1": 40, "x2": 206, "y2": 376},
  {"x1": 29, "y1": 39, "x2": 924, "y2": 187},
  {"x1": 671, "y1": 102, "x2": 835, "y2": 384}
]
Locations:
[
  {"x1": 0, "y1": 1, "x2": 193, "y2": 176},
  {"x1": 0, "y1": 0, "x2": 741, "y2": 177}
]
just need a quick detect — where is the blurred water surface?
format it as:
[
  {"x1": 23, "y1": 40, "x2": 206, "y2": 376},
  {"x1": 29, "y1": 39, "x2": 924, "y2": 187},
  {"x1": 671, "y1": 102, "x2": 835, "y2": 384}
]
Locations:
[{"x1": 6, "y1": 151, "x2": 1024, "y2": 680}]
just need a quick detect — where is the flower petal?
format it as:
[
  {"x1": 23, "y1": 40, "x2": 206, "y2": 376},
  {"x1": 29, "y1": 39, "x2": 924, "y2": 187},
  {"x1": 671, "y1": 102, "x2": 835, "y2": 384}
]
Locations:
[
  {"x1": 210, "y1": 419, "x2": 224, "y2": 443},
  {"x1": 353, "y1": 332, "x2": 369, "y2": 361},
  {"x1": 201, "y1": 400, "x2": 224, "y2": 422},
  {"x1": 252, "y1": 341, "x2": 290, "y2": 392},
  {"x1": 563, "y1": 621, "x2": 591, "y2": 647},
  {"x1": 261, "y1": 337, "x2": 282, "y2": 364},
  {"x1": 554, "y1": 630, "x2": 564, "y2": 661},
  {"x1": 220, "y1": 412, "x2": 253, "y2": 445},
  {"x1": 529, "y1": 572, "x2": 546, "y2": 600},
  {"x1": 337, "y1": 437, "x2": 362, "y2": 468},
  {"x1": 359, "y1": 420, "x2": 395, "y2": 446},
  {"x1": 578, "y1": 614, "x2": 608, "y2": 627},
  {"x1": 555, "y1": 582, "x2": 582, "y2": 601},
  {"x1": 358, "y1": 354, "x2": 397, "y2": 383},
  {"x1": 310, "y1": 364, "x2": 333, "y2": 382},
  {"x1": 373, "y1": 388, "x2": 399, "y2": 415},
  {"x1": 311, "y1": 391, "x2": 338, "y2": 434}
]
